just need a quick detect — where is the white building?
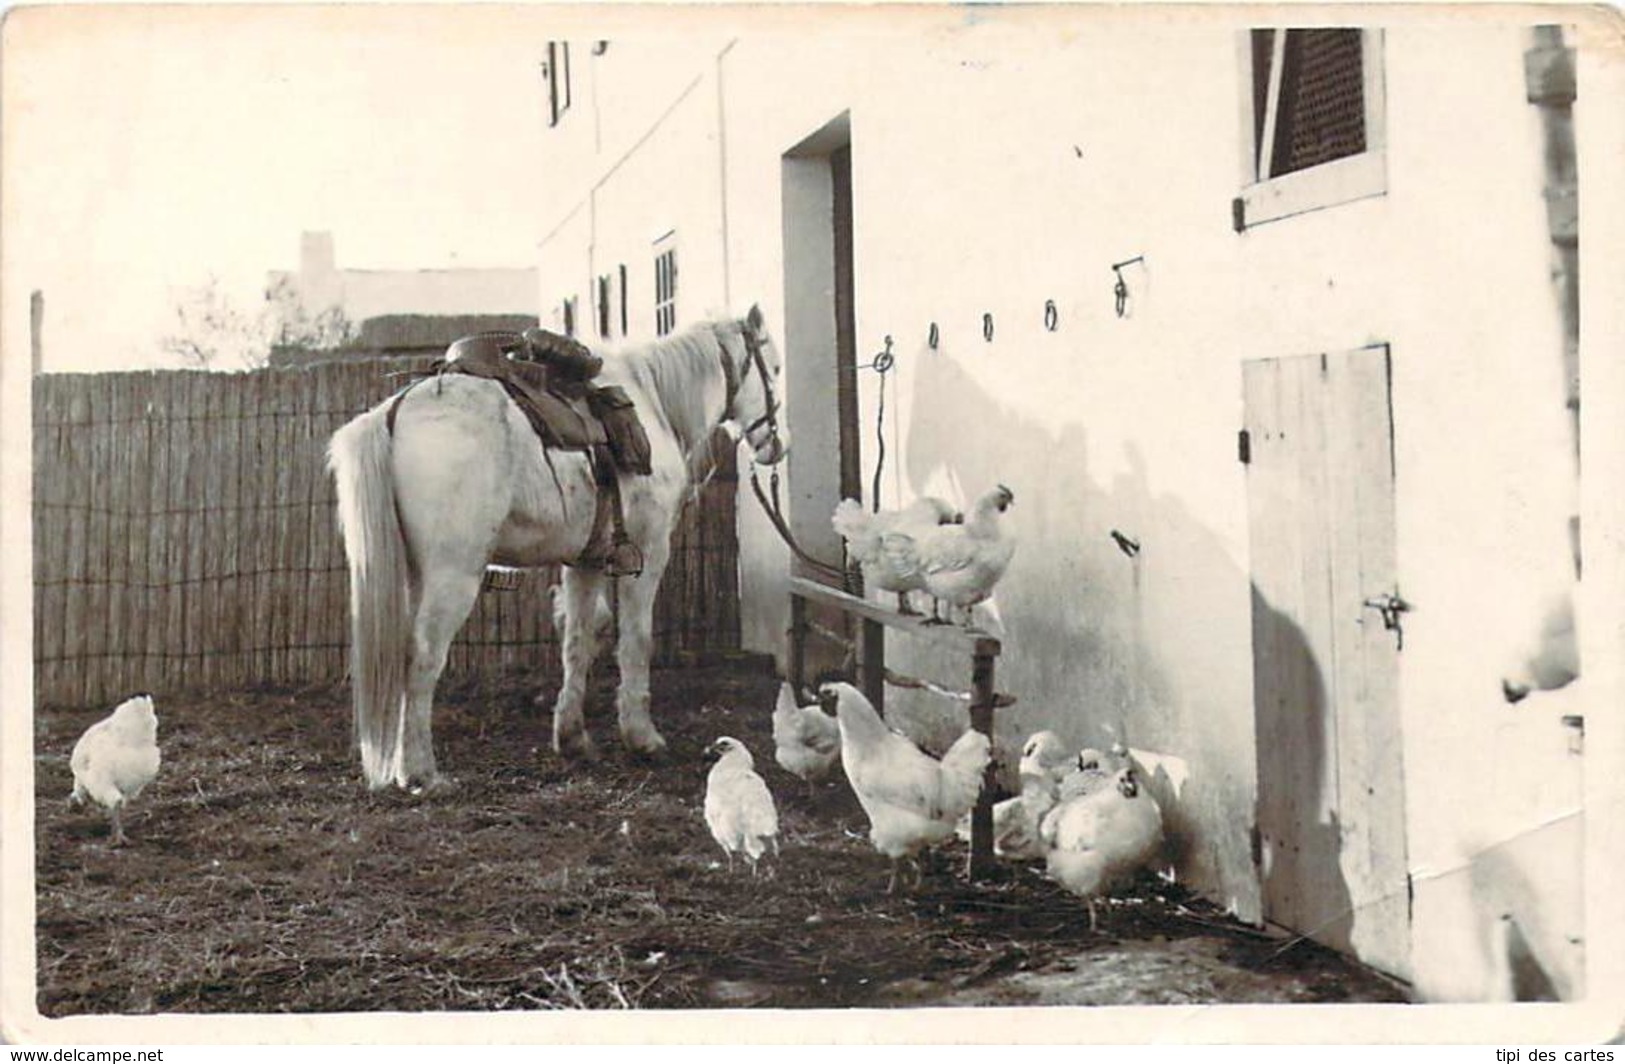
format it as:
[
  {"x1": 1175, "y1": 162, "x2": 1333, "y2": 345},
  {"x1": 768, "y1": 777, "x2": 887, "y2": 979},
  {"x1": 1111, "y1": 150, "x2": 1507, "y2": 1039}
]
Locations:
[
  {"x1": 536, "y1": 11, "x2": 1591, "y2": 1003},
  {"x1": 268, "y1": 230, "x2": 538, "y2": 325}
]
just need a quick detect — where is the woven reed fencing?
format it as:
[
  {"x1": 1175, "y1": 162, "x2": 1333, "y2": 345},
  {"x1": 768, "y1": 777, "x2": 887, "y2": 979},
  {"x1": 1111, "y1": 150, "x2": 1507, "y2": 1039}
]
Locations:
[{"x1": 32, "y1": 359, "x2": 741, "y2": 707}]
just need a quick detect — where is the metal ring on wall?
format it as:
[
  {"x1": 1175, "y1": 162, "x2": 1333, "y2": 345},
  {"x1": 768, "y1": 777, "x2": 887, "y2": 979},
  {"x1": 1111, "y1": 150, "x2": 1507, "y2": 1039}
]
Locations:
[
  {"x1": 872, "y1": 335, "x2": 895, "y2": 373},
  {"x1": 982, "y1": 313, "x2": 994, "y2": 342},
  {"x1": 1044, "y1": 300, "x2": 1059, "y2": 332},
  {"x1": 928, "y1": 322, "x2": 939, "y2": 350}
]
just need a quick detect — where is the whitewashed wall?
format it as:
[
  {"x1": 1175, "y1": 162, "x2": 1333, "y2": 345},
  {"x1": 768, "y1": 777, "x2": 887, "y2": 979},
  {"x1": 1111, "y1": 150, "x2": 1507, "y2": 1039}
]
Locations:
[{"x1": 535, "y1": 8, "x2": 1586, "y2": 1000}]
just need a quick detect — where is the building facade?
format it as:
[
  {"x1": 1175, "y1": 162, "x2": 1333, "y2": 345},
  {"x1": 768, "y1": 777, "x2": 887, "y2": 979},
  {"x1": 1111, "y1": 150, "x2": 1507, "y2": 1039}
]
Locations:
[
  {"x1": 535, "y1": 11, "x2": 1588, "y2": 1002},
  {"x1": 267, "y1": 230, "x2": 539, "y2": 327}
]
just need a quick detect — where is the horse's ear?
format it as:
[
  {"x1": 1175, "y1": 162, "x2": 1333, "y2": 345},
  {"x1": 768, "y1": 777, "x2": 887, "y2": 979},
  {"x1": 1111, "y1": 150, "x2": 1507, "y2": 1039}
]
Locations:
[{"x1": 747, "y1": 303, "x2": 765, "y2": 330}]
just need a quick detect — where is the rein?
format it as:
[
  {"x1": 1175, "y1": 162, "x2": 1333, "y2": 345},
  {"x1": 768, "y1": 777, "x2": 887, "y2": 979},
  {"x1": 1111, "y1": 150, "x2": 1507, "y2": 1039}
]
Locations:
[{"x1": 749, "y1": 463, "x2": 851, "y2": 588}]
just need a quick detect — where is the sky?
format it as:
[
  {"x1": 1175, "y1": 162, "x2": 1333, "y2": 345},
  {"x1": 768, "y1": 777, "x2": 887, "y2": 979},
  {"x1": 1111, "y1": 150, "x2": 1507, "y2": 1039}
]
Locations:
[{"x1": 1, "y1": 4, "x2": 560, "y2": 372}]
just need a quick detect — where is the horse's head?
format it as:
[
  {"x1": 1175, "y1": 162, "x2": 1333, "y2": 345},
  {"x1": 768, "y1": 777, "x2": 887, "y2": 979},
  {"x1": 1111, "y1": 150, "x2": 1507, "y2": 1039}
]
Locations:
[{"x1": 720, "y1": 304, "x2": 789, "y2": 466}]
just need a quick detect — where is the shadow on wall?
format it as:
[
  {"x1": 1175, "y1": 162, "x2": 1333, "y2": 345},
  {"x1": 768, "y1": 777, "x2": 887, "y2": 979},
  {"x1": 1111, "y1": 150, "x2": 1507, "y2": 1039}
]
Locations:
[
  {"x1": 878, "y1": 336, "x2": 1259, "y2": 903},
  {"x1": 1249, "y1": 586, "x2": 1355, "y2": 959},
  {"x1": 1466, "y1": 795, "x2": 1584, "y2": 1001}
]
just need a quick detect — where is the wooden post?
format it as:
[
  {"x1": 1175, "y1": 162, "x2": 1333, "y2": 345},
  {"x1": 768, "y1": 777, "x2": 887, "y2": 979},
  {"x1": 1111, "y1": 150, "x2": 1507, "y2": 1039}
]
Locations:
[
  {"x1": 968, "y1": 650, "x2": 998, "y2": 878},
  {"x1": 860, "y1": 617, "x2": 885, "y2": 711},
  {"x1": 788, "y1": 591, "x2": 808, "y2": 693}
]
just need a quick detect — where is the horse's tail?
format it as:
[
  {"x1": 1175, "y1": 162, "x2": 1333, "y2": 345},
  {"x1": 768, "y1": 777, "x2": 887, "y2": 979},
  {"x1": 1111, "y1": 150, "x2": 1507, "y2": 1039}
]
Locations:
[{"x1": 328, "y1": 404, "x2": 411, "y2": 789}]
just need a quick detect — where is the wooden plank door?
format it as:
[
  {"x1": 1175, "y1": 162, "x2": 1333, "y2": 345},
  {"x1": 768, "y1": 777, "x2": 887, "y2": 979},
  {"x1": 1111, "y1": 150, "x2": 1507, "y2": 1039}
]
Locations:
[{"x1": 1244, "y1": 344, "x2": 1411, "y2": 979}]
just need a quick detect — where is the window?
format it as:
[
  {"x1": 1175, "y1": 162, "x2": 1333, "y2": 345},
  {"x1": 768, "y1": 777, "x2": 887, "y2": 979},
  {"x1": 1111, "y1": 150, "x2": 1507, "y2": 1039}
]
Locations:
[
  {"x1": 653, "y1": 240, "x2": 677, "y2": 337},
  {"x1": 618, "y1": 264, "x2": 629, "y2": 336},
  {"x1": 596, "y1": 274, "x2": 612, "y2": 339},
  {"x1": 1234, "y1": 28, "x2": 1386, "y2": 231},
  {"x1": 545, "y1": 42, "x2": 572, "y2": 127}
]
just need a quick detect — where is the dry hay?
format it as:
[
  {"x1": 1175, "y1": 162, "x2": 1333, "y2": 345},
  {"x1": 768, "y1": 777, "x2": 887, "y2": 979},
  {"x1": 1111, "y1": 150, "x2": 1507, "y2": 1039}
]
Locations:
[{"x1": 33, "y1": 664, "x2": 1408, "y2": 1013}]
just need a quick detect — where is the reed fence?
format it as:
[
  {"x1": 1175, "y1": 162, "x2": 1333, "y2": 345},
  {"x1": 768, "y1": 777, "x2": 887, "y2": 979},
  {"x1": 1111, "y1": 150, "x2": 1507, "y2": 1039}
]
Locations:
[{"x1": 32, "y1": 359, "x2": 740, "y2": 707}]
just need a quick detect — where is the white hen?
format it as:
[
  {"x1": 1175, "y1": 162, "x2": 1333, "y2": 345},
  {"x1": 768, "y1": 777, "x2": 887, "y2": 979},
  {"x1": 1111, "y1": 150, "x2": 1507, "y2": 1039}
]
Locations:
[
  {"x1": 916, "y1": 484, "x2": 1017, "y2": 627},
  {"x1": 771, "y1": 682, "x2": 841, "y2": 790},
  {"x1": 69, "y1": 693, "x2": 161, "y2": 845},
  {"x1": 703, "y1": 737, "x2": 780, "y2": 875},
  {"x1": 832, "y1": 496, "x2": 962, "y2": 615},
  {"x1": 1055, "y1": 743, "x2": 1129, "y2": 801},
  {"x1": 822, "y1": 681, "x2": 991, "y2": 892},
  {"x1": 1039, "y1": 765, "x2": 1165, "y2": 928},
  {"x1": 954, "y1": 729, "x2": 1071, "y2": 858}
]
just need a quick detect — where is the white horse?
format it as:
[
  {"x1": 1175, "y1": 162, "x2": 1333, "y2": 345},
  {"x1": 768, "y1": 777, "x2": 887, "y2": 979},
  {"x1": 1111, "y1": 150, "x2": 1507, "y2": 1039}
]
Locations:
[{"x1": 327, "y1": 306, "x2": 787, "y2": 790}]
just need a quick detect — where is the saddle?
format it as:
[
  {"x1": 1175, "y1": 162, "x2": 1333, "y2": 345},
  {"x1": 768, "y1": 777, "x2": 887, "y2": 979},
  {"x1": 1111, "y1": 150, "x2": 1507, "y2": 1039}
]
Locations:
[{"x1": 397, "y1": 328, "x2": 653, "y2": 576}]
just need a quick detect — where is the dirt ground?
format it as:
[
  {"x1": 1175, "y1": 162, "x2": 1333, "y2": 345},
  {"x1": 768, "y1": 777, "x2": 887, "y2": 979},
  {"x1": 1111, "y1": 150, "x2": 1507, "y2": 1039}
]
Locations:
[{"x1": 33, "y1": 662, "x2": 1410, "y2": 1014}]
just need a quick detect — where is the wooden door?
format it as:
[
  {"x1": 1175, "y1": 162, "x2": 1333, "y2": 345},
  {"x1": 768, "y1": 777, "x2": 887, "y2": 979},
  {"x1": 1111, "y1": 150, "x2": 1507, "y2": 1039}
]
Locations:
[{"x1": 1244, "y1": 344, "x2": 1411, "y2": 979}]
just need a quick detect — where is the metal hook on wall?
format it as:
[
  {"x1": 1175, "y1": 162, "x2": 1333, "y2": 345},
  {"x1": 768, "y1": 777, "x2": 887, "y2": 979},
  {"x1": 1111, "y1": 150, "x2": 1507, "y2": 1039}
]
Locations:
[
  {"x1": 1044, "y1": 300, "x2": 1059, "y2": 332},
  {"x1": 867, "y1": 336, "x2": 895, "y2": 510},
  {"x1": 927, "y1": 322, "x2": 940, "y2": 350},
  {"x1": 866, "y1": 335, "x2": 895, "y2": 374},
  {"x1": 1111, "y1": 256, "x2": 1146, "y2": 319},
  {"x1": 982, "y1": 313, "x2": 995, "y2": 342}
]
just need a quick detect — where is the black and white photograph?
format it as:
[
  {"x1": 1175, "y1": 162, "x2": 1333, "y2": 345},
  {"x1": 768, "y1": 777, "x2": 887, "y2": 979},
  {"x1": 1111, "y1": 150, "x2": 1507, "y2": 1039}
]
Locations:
[{"x1": 2, "y1": 1, "x2": 1622, "y2": 1046}]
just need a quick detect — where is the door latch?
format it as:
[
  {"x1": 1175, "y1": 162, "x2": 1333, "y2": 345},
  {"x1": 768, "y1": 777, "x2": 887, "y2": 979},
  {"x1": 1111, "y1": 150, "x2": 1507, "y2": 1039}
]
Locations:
[{"x1": 1360, "y1": 592, "x2": 1412, "y2": 649}]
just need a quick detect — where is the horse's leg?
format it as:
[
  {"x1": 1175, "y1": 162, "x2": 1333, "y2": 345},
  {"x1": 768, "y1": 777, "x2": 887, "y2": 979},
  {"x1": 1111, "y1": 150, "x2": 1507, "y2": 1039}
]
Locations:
[
  {"x1": 550, "y1": 565, "x2": 607, "y2": 760},
  {"x1": 614, "y1": 535, "x2": 673, "y2": 759},
  {"x1": 400, "y1": 563, "x2": 484, "y2": 790}
]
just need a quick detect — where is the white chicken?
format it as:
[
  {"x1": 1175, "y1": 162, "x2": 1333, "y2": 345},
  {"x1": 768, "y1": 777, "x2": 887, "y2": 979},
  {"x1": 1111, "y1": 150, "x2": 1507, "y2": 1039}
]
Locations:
[
  {"x1": 831, "y1": 496, "x2": 962, "y2": 615},
  {"x1": 771, "y1": 682, "x2": 841, "y2": 790},
  {"x1": 954, "y1": 729, "x2": 1071, "y2": 858},
  {"x1": 1055, "y1": 742, "x2": 1128, "y2": 801},
  {"x1": 1501, "y1": 590, "x2": 1579, "y2": 703},
  {"x1": 821, "y1": 681, "x2": 991, "y2": 892},
  {"x1": 69, "y1": 693, "x2": 162, "y2": 846},
  {"x1": 916, "y1": 484, "x2": 1017, "y2": 627},
  {"x1": 1038, "y1": 765, "x2": 1165, "y2": 929},
  {"x1": 702, "y1": 737, "x2": 781, "y2": 876}
]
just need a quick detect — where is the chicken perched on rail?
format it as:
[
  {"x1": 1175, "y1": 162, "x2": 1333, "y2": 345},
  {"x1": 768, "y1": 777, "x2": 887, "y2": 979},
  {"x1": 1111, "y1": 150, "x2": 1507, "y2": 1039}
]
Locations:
[
  {"x1": 703, "y1": 737, "x2": 781, "y2": 876},
  {"x1": 69, "y1": 693, "x2": 162, "y2": 846},
  {"x1": 821, "y1": 681, "x2": 991, "y2": 892},
  {"x1": 771, "y1": 682, "x2": 842, "y2": 791},
  {"x1": 1039, "y1": 765, "x2": 1165, "y2": 929},
  {"x1": 916, "y1": 484, "x2": 1017, "y2": 627},
  {"x1": 832, "y1": 496, "x2": 962, "y2": 615},
  {"x1": 954, "y1": 730, "x2": 1071, "y2": 859}
]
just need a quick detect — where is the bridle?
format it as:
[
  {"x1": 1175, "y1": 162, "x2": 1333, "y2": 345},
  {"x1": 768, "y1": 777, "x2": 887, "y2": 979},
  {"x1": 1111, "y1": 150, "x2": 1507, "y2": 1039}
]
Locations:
[
  {"x1": 718, "y1": 318, "x2": 782, "y2": 444},
  {"x1": 717, "y1": 316, "x2": 850, "y2": 588}
]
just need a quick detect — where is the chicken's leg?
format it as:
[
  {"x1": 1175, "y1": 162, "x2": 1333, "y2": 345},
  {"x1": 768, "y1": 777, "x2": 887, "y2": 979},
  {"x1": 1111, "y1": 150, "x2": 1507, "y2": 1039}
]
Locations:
[{"x1": 108, "y1": 806, "x2": 128, "y2": 847}]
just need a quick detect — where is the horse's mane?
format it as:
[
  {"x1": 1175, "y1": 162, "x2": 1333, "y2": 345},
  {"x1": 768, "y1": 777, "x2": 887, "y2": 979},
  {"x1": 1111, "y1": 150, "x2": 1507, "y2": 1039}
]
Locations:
[{"x1": 613, "y1": 317, "x2": 740, "y2": 463}]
